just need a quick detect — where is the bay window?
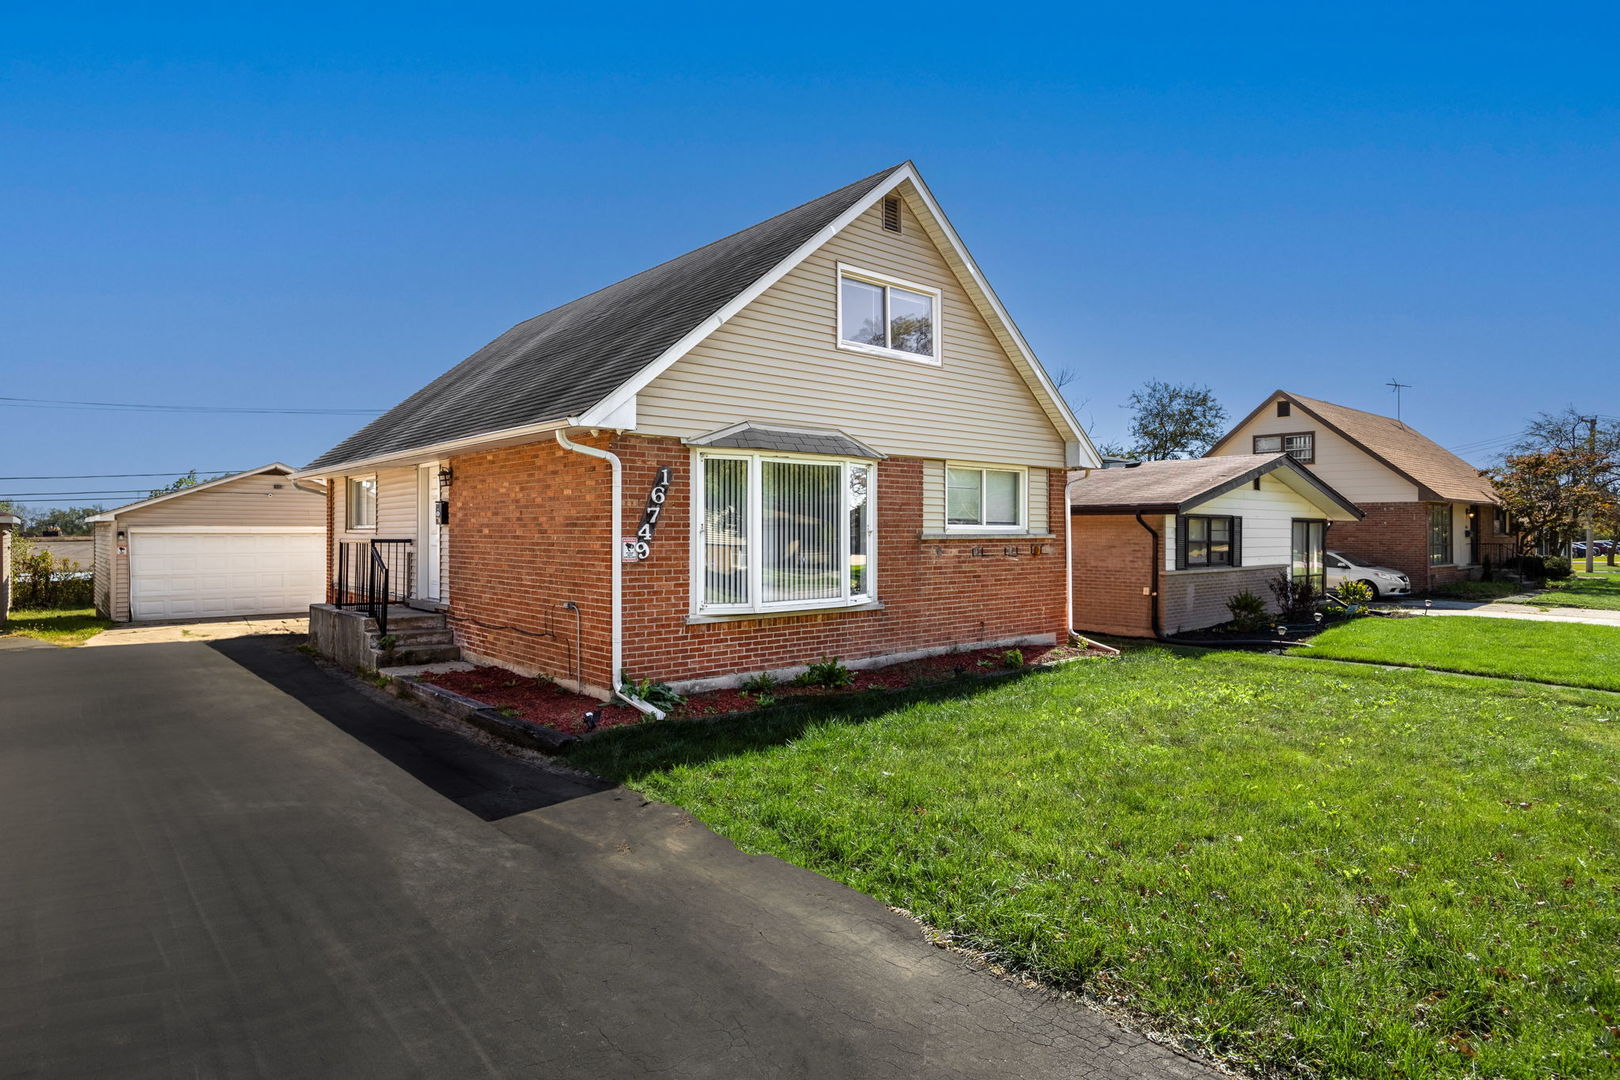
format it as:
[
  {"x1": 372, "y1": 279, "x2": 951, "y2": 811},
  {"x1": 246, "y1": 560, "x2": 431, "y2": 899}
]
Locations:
[
  {"x1": 837, "y1": 265, "x2": 941, "y2": 363},
  {"x1": 946, "y1": 466, "x2": 1023, "y2": 530},
  {"x1": 697, "y1": 453, "x2": 875, "y2": 613}
]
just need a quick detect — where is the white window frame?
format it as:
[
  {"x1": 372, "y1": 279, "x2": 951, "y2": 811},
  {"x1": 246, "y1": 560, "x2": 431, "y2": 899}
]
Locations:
[
  {"x1": 690, "y1": 449, "x2": 878, "y2": 616},
  {"x1": 944, "y1": 463, "x2": 1028, "y2": 533},
  {"x1": 346, "y1": 475, "x2": 378, "y2": 532},
  {"x1": 835, "y1": 262, "x2": 943, "y2": 366}
]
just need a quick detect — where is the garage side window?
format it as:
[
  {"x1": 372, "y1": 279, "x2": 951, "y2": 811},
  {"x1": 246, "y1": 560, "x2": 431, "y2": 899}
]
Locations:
[{"x1": 347, "y1": 476, "x2": 377, "y2": 530}]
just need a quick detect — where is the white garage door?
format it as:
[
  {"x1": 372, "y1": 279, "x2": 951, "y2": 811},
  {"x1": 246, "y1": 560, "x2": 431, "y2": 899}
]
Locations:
[{"x1": 129, "y1": 531, "x2": 325, "y2": 620}]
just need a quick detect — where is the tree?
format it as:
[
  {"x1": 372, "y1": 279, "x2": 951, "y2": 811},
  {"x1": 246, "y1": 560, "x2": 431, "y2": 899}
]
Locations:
[
  {"x1": 1490, "y1": 446, "x2": 1614, "y2": 555},
  {"x1": 1118, "y1": 380, "x2": 1229, "y2": 460},
  {"x1": 24, "y1": 505, "x2": 104, "y2": 536},
  {"x1": 149, "y1": 470, "x2": 202, "y2": 499},
  {"x1": 1503, "y1": 410, "x2": 1620, "y2": 560}
]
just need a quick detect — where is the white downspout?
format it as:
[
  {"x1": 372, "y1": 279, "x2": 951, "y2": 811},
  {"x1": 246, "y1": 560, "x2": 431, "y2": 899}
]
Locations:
[
  {"x1": 1064, "y1": 473, "x2": 1076, "y2": 639},
  {"x1": 554, "y1": 429, "x2": 667, "y2": 721}
]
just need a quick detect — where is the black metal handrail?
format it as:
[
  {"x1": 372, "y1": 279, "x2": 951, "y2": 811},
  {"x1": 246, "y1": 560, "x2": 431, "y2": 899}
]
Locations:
[{"x1": 335, "y1": 539, "x2": 414, "y2": 637}]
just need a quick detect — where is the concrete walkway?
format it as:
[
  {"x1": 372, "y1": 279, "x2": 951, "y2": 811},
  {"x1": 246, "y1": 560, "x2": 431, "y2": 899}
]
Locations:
[
  {"x1": 1395, "y1": 599, "x2": 1620, "y2": 627},
  {"x1": 83, "y1": 612, "x2": 307, "y2": 646},
  {"x1": 0, "y1": 634, "x2": 1219, "y2": 1079}
]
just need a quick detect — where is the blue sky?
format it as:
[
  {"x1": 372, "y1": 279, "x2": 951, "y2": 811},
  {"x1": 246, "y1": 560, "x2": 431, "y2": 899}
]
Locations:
[{"x1": 3, "y1": 3, "x2": 1616, "y2": 511}]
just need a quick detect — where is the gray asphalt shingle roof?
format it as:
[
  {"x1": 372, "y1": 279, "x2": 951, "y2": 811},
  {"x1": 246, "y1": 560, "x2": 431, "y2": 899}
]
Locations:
[{"x1": 306, "y1": 164, "x2": 907, "y2": 472}]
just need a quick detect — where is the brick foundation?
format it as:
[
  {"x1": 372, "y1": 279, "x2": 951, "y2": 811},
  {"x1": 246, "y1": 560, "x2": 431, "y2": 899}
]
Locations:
[
  {"x1": 443, "y1": 433, "x2": 1068, "y2": 690},
  {"x1": 1160, "y1": 566, "x2": 1283, "y2": 634}
]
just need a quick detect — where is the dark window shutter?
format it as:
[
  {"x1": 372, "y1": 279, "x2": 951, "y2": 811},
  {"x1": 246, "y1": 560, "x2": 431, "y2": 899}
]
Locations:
[
  {"x1": 1231, "y1": 516, "x2": 1243, "y2": 567},
  {"x1": 1175, "y1": 515, "x2": 1188, "y2": 570},
  {"x1": 883, "y1": 196, "x2": 902, "y2": 232}
]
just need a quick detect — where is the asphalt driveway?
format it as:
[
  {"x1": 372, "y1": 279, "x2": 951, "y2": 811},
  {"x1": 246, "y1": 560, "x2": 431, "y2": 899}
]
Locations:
[{"x1": 0, "y1": 636, "x2": 1216, "y2": 1079}]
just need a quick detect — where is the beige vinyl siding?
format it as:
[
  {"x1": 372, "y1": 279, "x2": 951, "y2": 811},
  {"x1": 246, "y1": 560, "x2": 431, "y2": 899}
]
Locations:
[
  {"x1": 635, "y1": 187, "x2": 1067, "y2": 466},
  {"x1": 1162, "y1": 473, "x2": 1340, "y2": 572},
  {"x1": 1028, "y1": 469, "x2": 1048, "y2": 530},
  {"x1": 1215, "y1": 404, "x2": 1418, "y2": 504},
  {"x1": 93, "y1": 522, "x2": 115, "y2": 618},
  {"x1": 332, "y1": 466, "x2": 420, "y2": 591},
  {"x1": 118, "y1": 472, "x2": 326, "y2": 528}
]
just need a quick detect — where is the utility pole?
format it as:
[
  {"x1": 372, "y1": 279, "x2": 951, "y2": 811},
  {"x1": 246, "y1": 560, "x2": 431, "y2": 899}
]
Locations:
[{"x1": 1582, "y1": 415, "x2": 1599, "y2": 573}]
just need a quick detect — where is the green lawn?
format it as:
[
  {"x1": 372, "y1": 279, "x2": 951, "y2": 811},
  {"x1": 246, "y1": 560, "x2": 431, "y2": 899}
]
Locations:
[
  {"x1": 1507, "y1": 571, "x2": 1620, "y2": 612},
  {"x1": 1306, "y1": 616, "x2": 1620, "y2": 692},
  {"x1": 1, "y1": 607, "x2": 113, "y2": 645},
  {"x1": 571, "y1": 651, "x2": 1620, "y2": 1079}
]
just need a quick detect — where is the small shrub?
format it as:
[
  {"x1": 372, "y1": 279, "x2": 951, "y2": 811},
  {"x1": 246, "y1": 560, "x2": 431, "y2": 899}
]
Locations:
[
  {"x1": 1545, "y1": 555, "x2": 1573, "y2": 580},
  {"x1": 376, "y1": 634, "x2": 398, "y2": 650},
  {"x1": 1000, "y1": 648, "x2": 1025, "y2": 669},
  {"x1": 751, "y1": 693, "x2": 777, "y2": 709},
  {"x1": 619, "y1": 670, "x2": 685, "y2": 712},
  {"x1": 1514, "y1": 554, "x2": 1547, "y2": 582},
  {"x1": 739, "y1": 671, "x2": 778, "y2": 695},
  {"x1": 1335, "y1": 581, "x2": 1375, "y2": 605},
  {"x1": 1226, "y1": 589, "x2": 1269, "y2": 633},
  {"x1": 795, "y1": 656, "x2": 854, "y2": 689},
  {"x1": 1268, "y1": 573, "x2": 1318, "y2": 623}
]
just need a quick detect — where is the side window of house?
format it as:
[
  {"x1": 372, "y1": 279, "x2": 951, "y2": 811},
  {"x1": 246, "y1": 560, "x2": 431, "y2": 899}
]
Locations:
[
  {"x1": 697, "y1": 454, "x2": 874, "y2": 613},
  {"x1": 838, "y1": 266, "x2": 941, "y2": 363},
  {"x1": 1253, "y1": 433, "x2": 1313, "y2": 463},
  {"x1": 1428, "y1": 504, "x2": 1452, "y2": 565},
  {"x1": 1177, "y1": 514, "x2": 1240, "y2": 568},
  {"x1": 347, "y1": 476, "x2": 377, "y2": 530},
  {"x1": 946, "y1": 466, "x2": 1023, "y2": 530}
]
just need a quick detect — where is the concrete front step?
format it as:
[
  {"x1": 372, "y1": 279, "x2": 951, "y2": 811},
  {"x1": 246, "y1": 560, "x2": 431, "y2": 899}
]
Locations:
[
  {"x1": 384, "y1": 644, "x2": 464, "y2": 664},
  {"x1": 371, "y1": 629, "x2": 454, "y2": 647}
]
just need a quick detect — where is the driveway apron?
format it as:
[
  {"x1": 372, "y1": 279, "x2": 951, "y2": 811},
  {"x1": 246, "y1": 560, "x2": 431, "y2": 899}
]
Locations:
[{"x1": 0, "y1": 636, "x2": 1216, "y2": 1080}]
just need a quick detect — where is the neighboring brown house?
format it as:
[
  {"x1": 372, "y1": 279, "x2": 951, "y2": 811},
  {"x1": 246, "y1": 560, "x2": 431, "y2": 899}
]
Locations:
[
  {"x1": 298, "y1": 162, "x2": 1098, "y2": 702},
  {"x1": 1206, "y1": 391, "x2": 1514, "y2": 591},
  {"x1": 29, "y1": 536, "x2": 94, "y2": 572},
  {"x1": 1069, "y1": 454, "x2": 1362, "y2": 637}
]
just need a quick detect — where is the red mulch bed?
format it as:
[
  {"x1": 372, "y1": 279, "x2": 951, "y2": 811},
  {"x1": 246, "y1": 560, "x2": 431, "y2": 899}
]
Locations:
[{"x1": 418, "y1": 641, "x2": 1110, "y2": 737}]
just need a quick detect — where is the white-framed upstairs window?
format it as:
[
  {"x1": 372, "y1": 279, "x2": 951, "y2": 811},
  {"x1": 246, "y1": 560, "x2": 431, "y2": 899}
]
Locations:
[
  {"x1": 946, "y1": 465, "x2": 1025, "y2": 531},
  {"x1": 347, "y1": 475, "x2": 378, "y2": 531},
  {"x1": 836, "y1": 263, "x2": 941, "y2": 365},
  {"x1": 694, "y1": 451, "x2": 876, "y2": 615}
]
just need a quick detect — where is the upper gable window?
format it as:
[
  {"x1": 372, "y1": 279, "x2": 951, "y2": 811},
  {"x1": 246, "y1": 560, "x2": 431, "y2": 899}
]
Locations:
[
  {"x1": 1253, "y1": 432, "x2": 1314, "y2": 464},
  {"x1": 837, "y1": 264, "x2": 941, "y2": 365}
]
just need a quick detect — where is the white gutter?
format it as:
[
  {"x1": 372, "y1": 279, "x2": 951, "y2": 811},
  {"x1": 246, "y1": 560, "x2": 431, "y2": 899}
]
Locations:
[
  {"x1": 553, "y1": 429, "x2": 667, "y2": 721},
  {"x1": 1064, "y1": 474, "x2": 1075, "y2": 636}
]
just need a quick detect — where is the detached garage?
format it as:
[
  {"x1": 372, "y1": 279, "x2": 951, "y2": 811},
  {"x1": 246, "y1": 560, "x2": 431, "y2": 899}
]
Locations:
[{"x1": 90, "y1": 464, "x2": 327, "y2": 622}]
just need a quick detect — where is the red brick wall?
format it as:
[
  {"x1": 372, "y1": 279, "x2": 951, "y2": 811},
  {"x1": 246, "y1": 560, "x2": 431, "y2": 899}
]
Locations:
[
  {"x1": 1325, "y1": 502, "x2": 1430, "y2": 588},
  {"x1": 1070, "y1": 514, "x2": 1156, "y2": 638},
  {"x1": 444, "y1": 432, "x2": 1068, "y2": 689}
]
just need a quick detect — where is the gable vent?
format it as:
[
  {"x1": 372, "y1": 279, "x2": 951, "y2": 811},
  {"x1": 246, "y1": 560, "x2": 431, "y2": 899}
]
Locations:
[
  {"x1": 882, "y1": 196, "x2": 902, "y2": 233},
  {"x1": 1276, "y1": 400, "x2": 1292, "y2": 418}
]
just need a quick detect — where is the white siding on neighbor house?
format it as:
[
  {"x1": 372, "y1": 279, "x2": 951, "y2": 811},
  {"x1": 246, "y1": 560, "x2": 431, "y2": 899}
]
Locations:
[
  {"x1": 634, "y1": 186, "x2": 1068, "y2": 467},
  {"x1": 1215, "y1": 404, "x2": 1419, "y2": 504},
  {"x1": 1162, "y1": 473, "x2": 1339, "y2": 572}
]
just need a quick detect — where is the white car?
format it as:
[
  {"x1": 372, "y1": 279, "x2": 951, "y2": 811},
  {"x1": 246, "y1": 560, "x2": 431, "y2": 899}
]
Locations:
[{"x1": 1324, "y1": 551, "x2": 1410, "y2": 598}]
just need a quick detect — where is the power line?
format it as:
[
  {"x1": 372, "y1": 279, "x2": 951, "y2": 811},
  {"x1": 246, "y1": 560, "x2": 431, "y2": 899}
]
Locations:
[
  {"x1": 0, "y1": 470, "x2": 246, "y2": 481},
  {"x1": 0, "y1": 395, "x2": 381, "y2": 416}
]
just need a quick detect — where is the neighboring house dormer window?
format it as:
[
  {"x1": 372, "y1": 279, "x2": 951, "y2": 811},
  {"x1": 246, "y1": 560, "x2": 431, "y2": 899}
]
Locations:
[
  {"x1": 347, "y1": 476, "x2": 377, "y2": 530},
  {"x1": 696, "y1": 452, "x2": 875, "y2": 614},
  {"x1": 946, "y1": 465, "x2": 1024, "y2": 531},
  {"x1": 837, "y1": 264, "x2": 941, "y2": 364},
  {"x1": 1253, "y1": 432, "x2": 1314, "y2": 464}
]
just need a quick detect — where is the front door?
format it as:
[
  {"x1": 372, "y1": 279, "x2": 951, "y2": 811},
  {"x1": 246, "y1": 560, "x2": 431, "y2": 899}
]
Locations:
[
  {"x1": 416, "y1": 463, "x2": 443, "y2": 602},
  {"x1": 1291, "y1": 519, "x2": 1326, "y2": 595}
]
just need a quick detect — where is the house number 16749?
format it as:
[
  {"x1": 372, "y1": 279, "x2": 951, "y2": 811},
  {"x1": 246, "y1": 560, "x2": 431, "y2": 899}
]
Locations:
[{"x1": 622, "y1": 466, "x2": 673, "y2": 562}]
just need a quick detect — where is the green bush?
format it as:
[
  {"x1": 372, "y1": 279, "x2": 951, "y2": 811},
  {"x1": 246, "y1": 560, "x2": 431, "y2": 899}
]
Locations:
[
  {"x1": 1514, "y1": 554, "x2": 1547, "y2": 582},
  {"x1": 618, "y1": 671, "x2": 685, "y2": 713},
  {"x1": 1334, "y1": 580, "x2": 1375, "y2": 605},
  {"x1": 1000, "y1": 648, "x2": 1025, "y2": 669},
  {"x1": 9, "y1": 538, "x2": 93, "y2": 610},
  {"x1": 1545, "y1": 555, "x2": 1573, "y2": 580},
  {"x1": 1225, "y1": 589, "x2": 1269, "y2": 632},
  {"x1": 739, "y1": 671, "x2": 778, "y2": 695},
  {"x1": 1268, "y1": 573, "x2": 1318, "y2": 623},
  {"x1": 794, "y1": 656, "x2": 854, "y2": 689}
]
